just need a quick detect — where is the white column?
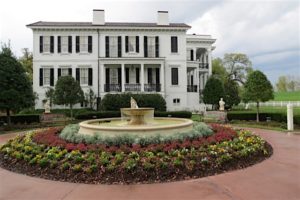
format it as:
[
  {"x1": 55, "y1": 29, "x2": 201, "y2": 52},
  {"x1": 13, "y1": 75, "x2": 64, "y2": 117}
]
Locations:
[
  {"x1": 100, "y1": 63, "x2": 105, "y2": 93},
  {"x1": 207, "y1": 48, "x2": 212, "y2": 75},
  {"x1": 287, "y1": 104, "x2": 294, "y2": 131},
  {"x1": 121, "y1": 64, "x2": 125, "y2": 92},
  {"x1": 141, "y1": 63, "x2": 144, "y2": 92},
  {"x1": 160, "y1": 62, "x2": 165, "y2": 93}
]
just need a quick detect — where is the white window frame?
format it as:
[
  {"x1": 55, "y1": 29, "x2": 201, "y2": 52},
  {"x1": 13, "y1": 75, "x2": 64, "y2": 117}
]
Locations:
[
  {"x1": 59, "y1": 66, "x2": 71, "y2": 77},
  {"x1": 128, "y1": 36, "x2": 136, "y2": 53},
  {"x1": 43, "y1": 36, "x2": 51, "y2": 53},
  {"x1": 79, "y1": 67, "x2": 89, "y2": 86},
  {"x1": 80, "y1": 36, "x2": 88, "y2": 53},
  {"x1": 61, "y1": 36, "x2": 69, "y2": 53},
  {"x1": 43, "y1": 67, "x2": 51, "y2": 86},
  {"x1": 109, "y1": 36, "x2": 118, "y2": 57},
  {"x1": 147, "y1": 36, "x2": 155, "y2": 58}
]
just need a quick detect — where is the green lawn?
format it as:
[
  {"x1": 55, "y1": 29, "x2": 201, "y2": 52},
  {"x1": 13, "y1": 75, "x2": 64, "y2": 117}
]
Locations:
[
  {"x1": 274, "y1": 91, "x2": 300, "y2": 101},
  {"x1": 231, "y1": 106, "x2": 300, "y2": 115}
]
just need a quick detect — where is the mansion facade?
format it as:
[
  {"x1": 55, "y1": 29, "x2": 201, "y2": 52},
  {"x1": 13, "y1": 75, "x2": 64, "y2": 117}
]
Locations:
[{"x1": 27, "y1": 10, "x2": 216, "y2": 111}]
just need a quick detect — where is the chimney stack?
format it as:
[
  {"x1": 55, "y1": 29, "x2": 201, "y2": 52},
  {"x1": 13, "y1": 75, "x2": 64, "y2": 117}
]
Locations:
[
  {"x1": 93, "y1": 9, "x2": 105, "y2": 25},
  {"x1": 157, "y1": 11, "x2": 169, "y2": 25}
]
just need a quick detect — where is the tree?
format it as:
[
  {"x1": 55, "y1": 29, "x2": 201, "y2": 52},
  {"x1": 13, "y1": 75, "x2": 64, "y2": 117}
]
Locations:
[
  {"x1": 203, "y1": 76, "x2": 224, "y2": 109},
  {"x1": 212, "y1": 57, "x2": 228, "y2": 83},
  {"x1": 84, "y1": 88, "x2": 96, "y2": 110},
  {"x1": 276, "y1": 76, "x2": 288, "y2": 92},
  {"x1": 53, "y1": 76, "x2": 84, "y2": 118},
  {"x1": 223, "y1": 53, "x2": 253, "y2": 84},
  {"x1": 45, "y1": 87, "x2": 55, "y2": 106},
  {"x1": 0, "y1": 43, "x2": 34, "y2": 126},
  {"x1": 242, "y1": 70, "x2": 274, "y2": 122},
  {"x1": 224, "y1": 78, "x2": 241, "y2": 109},
  {"x1": 19, "y1": 48, "x2": 33, "y2": 81}
]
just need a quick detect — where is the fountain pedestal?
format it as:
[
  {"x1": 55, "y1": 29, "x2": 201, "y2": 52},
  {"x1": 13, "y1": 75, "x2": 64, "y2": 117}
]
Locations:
[{"x1": 121, "y1": 108, "x2": 154, "y2": 125}]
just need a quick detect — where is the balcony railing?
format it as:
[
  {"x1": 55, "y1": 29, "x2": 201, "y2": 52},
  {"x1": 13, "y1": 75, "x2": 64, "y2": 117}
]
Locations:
[
  {"x1": 187, "y1": 85, "x2": 198, "y2": 92},
  {"x1": 199, "y1": 63, "x2": 209, "y2": 69},
  {"x1": 104, "y1": 84, "x2": 121, "y2": 92},
  {"x1": 125, "y1": 84, "x2": 141, "y2": 92},
  {"x1": 144, "y1": 84, "x2": 161, "y2": 92}
]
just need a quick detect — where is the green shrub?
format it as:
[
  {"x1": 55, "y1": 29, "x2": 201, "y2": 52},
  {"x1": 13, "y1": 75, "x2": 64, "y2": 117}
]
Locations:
[
  {"x1": 0, "y1": 115, "x2": 40, "y2": 124},
  {"x1": 75, "y1": 111, "x2": 121, "y2": 120},
  {"x1": 154, "y1": 111, "x2": 192, "y2": 118},
  {"x1": 227, "y1": 112, "x2": 298, "y2": 124},
  {"x1": 100, "y1": 93, "x2": 166, "y2": 111}
]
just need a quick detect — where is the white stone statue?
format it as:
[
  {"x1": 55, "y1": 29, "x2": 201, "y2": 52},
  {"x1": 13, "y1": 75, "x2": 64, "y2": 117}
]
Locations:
[
  {"x1": 44, "y1": 99, "x2": 51, "y2": 114},
  {"x1": 130, "y1": 97, "x2": 139, "y2": 109},
  {"x1": 219, "y1": 98, "x2": 225, "y2": 111}
]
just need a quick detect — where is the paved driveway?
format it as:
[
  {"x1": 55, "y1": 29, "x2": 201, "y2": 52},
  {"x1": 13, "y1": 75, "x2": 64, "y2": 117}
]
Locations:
[{"x1": 0, "y1": 128, "x2": 299, "y2": 200}]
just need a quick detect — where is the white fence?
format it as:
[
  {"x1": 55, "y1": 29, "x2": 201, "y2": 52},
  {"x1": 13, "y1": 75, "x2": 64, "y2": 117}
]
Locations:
[{"x1": 239, "y1": 101, "x2": 300, "y2": 107}]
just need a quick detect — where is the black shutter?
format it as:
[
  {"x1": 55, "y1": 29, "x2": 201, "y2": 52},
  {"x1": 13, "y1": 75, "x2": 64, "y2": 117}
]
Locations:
[
  {"x1": 50, "y1": 68, "x2": 54, "y2": 86},
  {"x1": 68, "y1": 68, "x2": 72, "y2": 76},
  {"x1": 191, "y1": 75, "x2": 194, "y2": 86},
  {"x1": 155, "y1": 36, "x2": 159, "y2": 57},
  {"x1": 88, "y1": 68, "x2": 93, "y2": 86},
  {"x1": 136, "y1": 68, "x2": 140, "y2": 84},
  {"x1": 105, "y1": 68, "x2": 110, "y2": 84},
  {"x1": 125, "y1": 36, "x2": 129, "y2": 52},
  {"x1": 156, "y1": 68, "x2": 160, "y2": 84},
  {"x1": 39, "y1": 68, "x2": 43, "y2": 86},
  {"x1": 118, "y1": 36, "x2": 122, "y2": 57},
  {"x1": 88, "y1": 36, "x2": 92, "y2": 53},
  {"x1": 171, "y1": 68, "x2": 178, "y2": 85},
  {"x1": 171, "y1": 36, "x2": 178, "y2": 53},
  {"x1": 50, "y1": 36, "x2": 54, "y2": 53},
  {"x1": 76, "y1": 68, "x2": 80, "y2": 83},
  {"x1": 105, "y1": 36, "x2": 109, "y2": 57},
  {"x1": 57, "y1": 36, "x2": 61, "y2": 53},
  {"x1": 144, "y1": 36, "x2": 148, "y2": 57},
  {"x1": 118, "y1": 68, "x2": 121, "y2": 85},
  {"x1": 68, "y1": 36, "x2": 72, "y2": 53},
  {"x1": 39, "y1": 36, "x2": 43, "y2": 53},
  {"x1": 148, "y1": 68, "x2": 152, "y2": 84},
  {"x1": 191, "y1": 49, "x2": 194, "y2": 61},
  {"x1": 58, "y1": 68, "x2": 61, "y2": 79},
  {"x1": 136, "y1": 36, "x2": 139, "y2": 53},
  {"x1": 76, "y1": 36, "x2": 80, "y2": 53},
  {"x1": 125, "y1": 68, "x2": 129, "y2": 84}
]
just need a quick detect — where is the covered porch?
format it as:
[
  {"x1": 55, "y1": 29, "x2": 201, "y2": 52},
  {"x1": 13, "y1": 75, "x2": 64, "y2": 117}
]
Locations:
[{"x1": 99, "y1": 59, "x2": 165, "y2": 93}]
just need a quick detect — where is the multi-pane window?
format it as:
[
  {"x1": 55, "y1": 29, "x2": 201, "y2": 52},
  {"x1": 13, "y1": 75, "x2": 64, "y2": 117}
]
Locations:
[
  {"x1": 109, "y1": 36, "x2": 118, "y2": 57},
  {"x1": 171, "y1": 67, "x2": 179, "y2": 85},
  {"x1": 43, "y1": 36, "x2": 51, "y2": 53},
  {"x1": 61, "y1": 68, "x2": 69, "y2": 76},
  {"x1": 171, "y1": 36, "x2": 178, "y2": 53},
  {"x1": 148, "y1": 37, "x2": 155, "y2": 58},
  {"x1": 43, "y1": 68, "x2": 51, "y2": 85},
  {"x1": 110, "y1": 68, "x2": 118, "y2": 84},
  {"x1": 61, "y1": 36, "x2": 69, "y2": 53},
  {"x1": 80, "y1": 68, "x2": 88, "y2": 85},
  {"x1": 128, "y1": 36, "x2": 136, "y2": 52},
  {"x1": 80, "y1": 36, "x2": 88, "y2": 52}
]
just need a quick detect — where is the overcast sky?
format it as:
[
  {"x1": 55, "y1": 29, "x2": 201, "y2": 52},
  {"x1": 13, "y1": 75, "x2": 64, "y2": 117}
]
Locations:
[{"x1": 0, "y1": 0, "x2": 299, "y2": 84}]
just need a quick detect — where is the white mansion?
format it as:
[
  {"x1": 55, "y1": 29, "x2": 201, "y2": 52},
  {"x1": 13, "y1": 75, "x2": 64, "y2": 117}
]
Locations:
[{"x1": 27, "y1": 10, "x2": 216, "y2": 111}]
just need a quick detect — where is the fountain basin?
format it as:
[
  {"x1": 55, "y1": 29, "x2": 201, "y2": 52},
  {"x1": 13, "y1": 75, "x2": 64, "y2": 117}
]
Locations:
[
  {"x1": 78, "y1": 117, "x2": 193, "y2": 136},
  {"x1": 121, "y1": 107, "x2": 154, "y2": 125}
]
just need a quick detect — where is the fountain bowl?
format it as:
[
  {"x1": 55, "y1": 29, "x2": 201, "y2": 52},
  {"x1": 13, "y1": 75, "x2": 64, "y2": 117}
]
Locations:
[{"x1": 78, "y1": 117, "x2": 193, "y2": 136}]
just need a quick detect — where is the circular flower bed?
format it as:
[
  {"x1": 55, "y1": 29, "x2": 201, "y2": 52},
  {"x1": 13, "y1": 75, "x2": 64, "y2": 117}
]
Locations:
[{"x1": 0, "y1": 124, "x2": 272, "y2": 184}]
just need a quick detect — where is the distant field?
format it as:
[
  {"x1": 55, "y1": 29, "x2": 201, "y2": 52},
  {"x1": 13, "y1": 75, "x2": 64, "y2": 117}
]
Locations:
[{"x1": 274, "y1": 91, "x2": 300, "y2": 101}]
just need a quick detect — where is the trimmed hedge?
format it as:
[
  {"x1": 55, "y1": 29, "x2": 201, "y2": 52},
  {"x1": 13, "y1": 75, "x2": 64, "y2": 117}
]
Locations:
[
  {"x1": 227, "y1": 112, "x2": 300, "y2": 125},
  {"x1": 155, "y1": 111, "x2": 192, "y2": 118},
  {"x1": 18, "y1": 108, "x2": 92, "y2": 117},
  {"x1": 75, "y1": 111, "x2": 192, "y2": 120},
  {"x1": 0, "y1": 115, "x2": 40, "y2": 124},
  {"x1": 100, "y1": 93, "x2": 166, "y2": 111}
]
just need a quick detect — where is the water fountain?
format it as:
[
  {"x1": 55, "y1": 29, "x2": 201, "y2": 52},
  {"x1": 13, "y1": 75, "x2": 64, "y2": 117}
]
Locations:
[{"x1": 78, "y1": 97, "x2": 193, "y2": 136}]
